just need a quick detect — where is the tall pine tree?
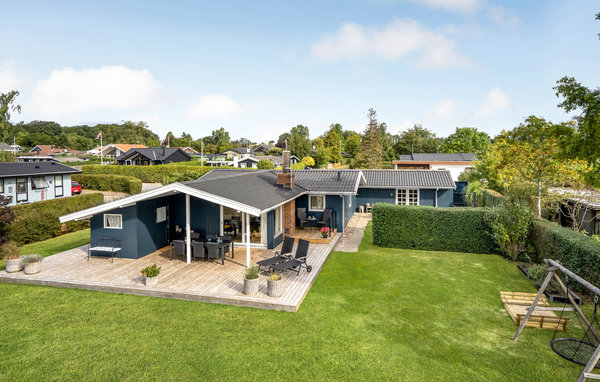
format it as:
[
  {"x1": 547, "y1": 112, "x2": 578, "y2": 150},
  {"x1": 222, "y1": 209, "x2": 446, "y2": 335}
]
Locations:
[{"x1": 355, "y1": 108, "x2": 383, "y2": 169}]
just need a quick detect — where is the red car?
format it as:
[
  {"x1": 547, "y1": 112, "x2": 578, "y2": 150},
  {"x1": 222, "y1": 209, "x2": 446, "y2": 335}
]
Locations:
[{"x1": 71, "y1": 181, "x2": 82, "y2": 194}]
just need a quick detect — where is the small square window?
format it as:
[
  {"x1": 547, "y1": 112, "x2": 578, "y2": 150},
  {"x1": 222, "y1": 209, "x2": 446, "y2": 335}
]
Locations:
[
  {"x1": 309, "y1": 195, "x2": 325, "y2": 211},
  {"x1": 156, "y1": 206, "x2": 167, "y2": 223},
  {"x1": 104, "y1": 214, "x2": 123, "y2": 229}
]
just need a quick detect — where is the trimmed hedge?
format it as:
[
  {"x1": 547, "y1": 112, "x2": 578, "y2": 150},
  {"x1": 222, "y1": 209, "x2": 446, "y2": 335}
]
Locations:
[
  {"x1": 481, "y1": 189, "x2": 503, "y2": 207},
  {"x1": 73, "y1": 174, "x2": 142, "y2": 194},
  {"x1": 531, "y1": 219, "x2": 600, "y2": 289},
  {"x1": 82, "y1": 164, "x2": 221, "y2": 183},
  {"x1": 372, "y1": 204, "x2": 496, "y2": 254},
  {"x1": 9, "y1": 193, "x2": 104, "y2": 245}
]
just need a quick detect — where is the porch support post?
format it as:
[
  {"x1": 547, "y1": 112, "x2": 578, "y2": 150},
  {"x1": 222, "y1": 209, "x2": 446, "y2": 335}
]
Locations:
[
  {"x1": 185, "y1": 194, "x2": 191, "y2": 264},
  {"x1": 246, "y1": 213, "x2": 251, "y2": 268}
]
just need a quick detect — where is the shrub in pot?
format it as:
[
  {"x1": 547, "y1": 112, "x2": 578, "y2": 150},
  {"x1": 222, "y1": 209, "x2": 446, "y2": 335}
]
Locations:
[
  {"x1": 267, "y1": 272, "x2": 283, "y2": 298},
  {"x1": 22, "y1": 254, "x2": 43, "y2": 274},
  {"x1": 320, "y1": 227, "x2": 330, "y2": 238},
  {"x1": 141, "y1": 264, "x2": 161, "y2": 286},
  {"x1": 2, "y1": 242, "x2": 22, "y2": 273},
  {"x1": 244, "y1": 265, "x2": 259, "y2": 296}
]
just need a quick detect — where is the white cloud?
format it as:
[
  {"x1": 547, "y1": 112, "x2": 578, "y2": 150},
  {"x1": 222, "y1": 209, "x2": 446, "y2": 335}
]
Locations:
[
  {"x1": 188, "y1": 94, "x2": 252, "y2": 120},
  {"x1": 486, "y1": 5, "x2": 521, "y2": 30},
  {"x1": 310, "y1": 18, "x2": 471, "y2": 69},
  {"x1": 28, "y1": 65, "x2": 168, "y2": 119},
  {"x1": 475, "y1": 87, "x2": 511, "y2": 117},
  {"x1": 407, "y1": 0, "x2": 484, "y2": 14},
  {"x1": 423, "y1": 99, "x2": 458, "y2": 122},
  {"x1": 0, "y1": 61, "x2": 27, "y2": 94}
]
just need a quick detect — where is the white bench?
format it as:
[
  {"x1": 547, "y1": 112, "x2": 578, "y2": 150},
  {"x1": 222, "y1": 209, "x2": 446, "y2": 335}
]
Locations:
[{"x1": 89, "y1": 238, "x2": 122, "y2": 263}]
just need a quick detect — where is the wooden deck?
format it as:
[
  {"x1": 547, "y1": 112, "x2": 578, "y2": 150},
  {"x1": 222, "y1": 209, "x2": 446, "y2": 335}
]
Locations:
[
  {"x1": 0, "y1": 237, "x2": 340, "y2": 312},
  {"x1": 289, "y1": 229, "x2": 338, "y2": 244}
]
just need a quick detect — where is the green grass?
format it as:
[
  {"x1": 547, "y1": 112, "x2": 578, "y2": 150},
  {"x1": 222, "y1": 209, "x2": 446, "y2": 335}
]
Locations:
[
  {"x1": 0, "y1": 224, "x2": 590, "y2": 381},
  {"x1": 0, "y1": 229, "x2": 90, "y2": 271}
]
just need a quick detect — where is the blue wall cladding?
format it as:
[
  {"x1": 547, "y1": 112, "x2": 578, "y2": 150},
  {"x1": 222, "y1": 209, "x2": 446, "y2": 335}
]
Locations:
[
  {"x1": 171, "y1": 193, "x2": 221, "y2": 237},
  {"x1": 266, "y1": 209, "x2": 282, "y2": 249},
  {"x1": 295, "y1": 194, "x2": 345, "y2": 232},
  {"x1": 90, "y1": 205, "x2": 138, "y2": 259},
  {"x1": 356, "y1": 188, "x2": 396, "y2": 207},
  {"x1": 438, "y1": 189, "x2": 454, "y2": 207},
  {"x1": 136, "y1": 196, "x2": 172, "y2": 257}
]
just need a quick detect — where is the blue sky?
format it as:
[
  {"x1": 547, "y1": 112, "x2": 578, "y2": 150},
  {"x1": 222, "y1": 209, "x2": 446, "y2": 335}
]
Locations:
[{"x1": 1, "y1": 0, "x2": 599, "y2": 143}]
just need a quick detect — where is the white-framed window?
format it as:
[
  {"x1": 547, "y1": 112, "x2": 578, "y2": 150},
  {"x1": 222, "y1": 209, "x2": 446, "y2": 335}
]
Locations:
[
  {"x1": 309, "y1": 195, "x2": 325, "y2": 211},
  {"x1": 16, "y1": 177, "x2": 27, "y2": 202},
  {"x1": 156, "y1": 206, "x2": 167, "y2": 223},
  {"x1": 397, "y1": 189, "x2": 419, "y2": 206},
  {"x1": 104, "y1": 214, "x2": 123, "y2": 229},
  {"x1": 55, "y1": 175, "x2": 63, "y2": 197},
  {"x1": 31, "y1": 177, "x2": 49, "y2": 190},
  {"x1": 0, "y1": 179, "x2": 4, "y2": 193},
  {"x1": 240, "y1": 162, "x2": 247, "y2": 168}
]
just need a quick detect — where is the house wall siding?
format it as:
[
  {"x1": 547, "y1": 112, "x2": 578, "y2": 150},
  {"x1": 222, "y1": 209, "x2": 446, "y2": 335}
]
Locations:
[
  {"x1": 294, "y1": 194, "x2": 345, "y2": 232},
  {"x1": 1, "y1": 173, "x2": 72, "y2": 206},
  {"x1": 356, "y1": 188, "x2": 395, "y2": 207},
  {"x1": 136, "y1": 196, "x2": 171, "y2": 256},
  {"x1": 171, "y1": 194, "x2": 221, "y2": 238},
  {"x1": 90, "y1": 205, "x2": 138, "y2": 258}
]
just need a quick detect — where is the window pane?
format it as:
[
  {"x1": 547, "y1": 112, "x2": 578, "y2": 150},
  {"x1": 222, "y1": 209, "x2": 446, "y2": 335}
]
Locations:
[
  {"x1": 104, "y1": 214, "x2": 122, "y2": 229},
  {"x1": 0, "y1": 179, "x2": 3, "y2": 193},
  {"x1": 55, "y1": 176, "x2": 63, "y2": 187},
  {"x1": 17, "y1": 178, "x2": 27, "y2": 194},
  {"x1": 408, "y1": 189, "x2": 418, "y2": 205},
  {"x1": 310, "y1": 195, "x2": 324, "y2": 210},
  {"x1": 397, "y1": 189, "x2": 406, "y2": 205},
  {"x1": 156, "y1": 206, "x2": 167, "y2": 223}
]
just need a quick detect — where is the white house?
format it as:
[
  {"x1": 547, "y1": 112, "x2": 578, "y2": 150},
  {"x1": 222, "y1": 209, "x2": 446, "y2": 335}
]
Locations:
[{"x1": 392, "y1": 153, "x2": 477, "y2": 181}]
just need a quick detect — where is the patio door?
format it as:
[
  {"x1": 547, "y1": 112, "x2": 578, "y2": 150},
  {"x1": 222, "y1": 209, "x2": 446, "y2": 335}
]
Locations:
[{"x1": 156, "y1": 205, "x2": 169, "y2": 246}]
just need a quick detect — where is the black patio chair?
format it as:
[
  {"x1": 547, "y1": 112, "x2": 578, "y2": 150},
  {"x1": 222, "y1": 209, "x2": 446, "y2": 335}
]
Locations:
[
  {"x1": 205, "y1": 242, "x2": 219, "y2": 262},
  {"x1": 317, "y1": 209, "x2": 332, "y2": 230},
  {"x1": 269, "y1": 239, "x2": 312, "y2": 276},
  {"x1": 256, "y1": 236, "x2": 295, "y2": 272},
  {"x1": 206, "y1": 234, "x2": 218, "y2": 242},
  {"x1": 190, "y1": 232, "x2": 201, "y2": 240},
  {"x1": 297, "y1": 207, "x2": 308, "y2": 229},
  {"x1": 171, "y1": 240, "x2": 185, "y2": 260},
  {"x1": 191, "y1": 241, "x2": 205, "y2": 262}
]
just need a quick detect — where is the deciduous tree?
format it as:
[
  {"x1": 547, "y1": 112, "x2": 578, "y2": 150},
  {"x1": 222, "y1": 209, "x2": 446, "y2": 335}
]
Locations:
[{"x1": 443, "y1": 127, "x2": 491, "y2": 154}]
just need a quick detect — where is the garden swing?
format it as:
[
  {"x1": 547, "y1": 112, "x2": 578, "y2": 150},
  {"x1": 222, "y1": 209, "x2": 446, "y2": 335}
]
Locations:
[{"x1": 512, "y1": 259, "x2": 600, "y2": 382}]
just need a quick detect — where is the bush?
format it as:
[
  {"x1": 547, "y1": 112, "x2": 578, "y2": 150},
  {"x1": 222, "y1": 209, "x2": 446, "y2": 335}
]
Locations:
[
  {"x1": 73, "y1": 174, "x2": 142, "y2": 194},
  {"x1": 245, "y1": 265, "x2": 259, "y2": 280},
  {"x1": 82, "y1": 164, "x2": 222, "y2": 184},
  {"x1": 141, "y1": 264, "x2": 161, "y2": 278},
  {"x1": 290, "y1": 162, "x2": 306, "y2": 170},
  {"x1": 530, "y1": 218, "x2": 600, "y2": 290},
  {"x1": 0, "y1": 241, "x2": 20, "y2": 260},
  {"x1": 257, "y1": 159, "x2": 274, "y2": 169},
  {"x1": 485, "y1": 197, "x2": 534, "y2": 261},
  {"x1": 372, "y1": 204, "x2": 496, "y2": 254},
  {"x1": 9, "y1": 193, "x2": 104, "y2": 245}
]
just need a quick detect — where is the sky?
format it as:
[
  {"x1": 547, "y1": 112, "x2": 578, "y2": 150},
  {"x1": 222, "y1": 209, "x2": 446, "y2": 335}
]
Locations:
[{"x1": 1, "y1": 1, "x2": 599, "y2": 143}]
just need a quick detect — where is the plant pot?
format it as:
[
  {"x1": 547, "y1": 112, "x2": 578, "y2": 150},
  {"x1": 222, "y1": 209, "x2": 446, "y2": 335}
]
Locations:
[
  {"x1": 23, "y1": 261, "x2": 41, "y2": 275},
  {"x1": 144, "y1": 276, "x2": 159, "y2": 286},
  {"x1": 267, "y1": 276, "x2": 283, "y2": 298},
  {"x1": 5, "y1": 258, "x2": 23, "y2": 273},
  {"x1": 244, "y1": 276, "x2": 259, "y2": 296},
  {"x1": 321, "y1": 233, "x2": 328, "y2": 238}
]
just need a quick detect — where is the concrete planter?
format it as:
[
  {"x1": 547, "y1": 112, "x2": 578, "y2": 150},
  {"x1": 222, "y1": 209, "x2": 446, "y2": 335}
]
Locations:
[
  {"x1": 244, "y1": 276, "x2": 259, "y2": 296},
  {"x1": 5, "y1": 258, "x2": 23, "y2": 273},
  {"x1": 267, "y1": 276, "x2": 283, "y2": 298},
  {"x1": 23, "y1": 261, "x2": 41, "y2": 275},
  {"x1": 144, "y1": 276, "x2": 159, "y2": 286}
]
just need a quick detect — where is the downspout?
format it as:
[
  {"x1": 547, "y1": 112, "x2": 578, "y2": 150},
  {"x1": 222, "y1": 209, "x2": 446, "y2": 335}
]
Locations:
[
  {"x1": 435, "y1": 188, "x2": 438, "y2": 208},
  {"x1": 340, "y1": 194, "x2": 346, "y2": 238}
]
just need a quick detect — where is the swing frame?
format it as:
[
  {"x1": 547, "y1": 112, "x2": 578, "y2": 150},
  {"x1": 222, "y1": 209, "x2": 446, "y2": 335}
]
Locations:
[{"x1": 512, "y1": 259, "x2": 600, "y2": 382}]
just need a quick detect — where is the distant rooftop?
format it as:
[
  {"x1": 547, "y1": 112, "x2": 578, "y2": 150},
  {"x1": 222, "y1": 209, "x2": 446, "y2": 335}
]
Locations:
[{"x1": 394, "y1": 153, "x2": 477, "y2": 162}]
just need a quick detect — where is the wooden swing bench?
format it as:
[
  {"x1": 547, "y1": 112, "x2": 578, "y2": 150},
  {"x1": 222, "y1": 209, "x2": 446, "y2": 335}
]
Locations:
[{"x1": 501, "y1": 291, "x2": 570, "y2": 331}]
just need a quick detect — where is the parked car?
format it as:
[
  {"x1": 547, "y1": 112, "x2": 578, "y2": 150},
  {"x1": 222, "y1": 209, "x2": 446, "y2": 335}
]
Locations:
[{"x1": 71, "y1": 181, "x2": 82, "y2": 194}]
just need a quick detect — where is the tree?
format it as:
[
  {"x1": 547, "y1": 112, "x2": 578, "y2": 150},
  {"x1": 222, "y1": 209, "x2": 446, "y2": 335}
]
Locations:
[
  {"x1": 485, "y1": 197, "x2": 534, "y2": 261},
  {"x1": 443, "y1": 127, "x2": 491, "y2": 154},
  {"x1": 0, "y1": 91, "x2": 21, "y2": 143},
  {"x1": 394, "y1": 125, "x2": 442, "y2": 155},
  {"x1": 355, "y1": 109, "x2": 383, "y2": 169},
  {"x1": 484, "y1": 116, "x2": 586, "y2": 216},
  {"x1": 301, "y1": 156, "x2": 315, "y2": 167},
  {"x1": 203, "y1": 127, "x2": 232, "y2": 152},
  {"x1": 266, "y1": 147, "x2": 282, "y2": 156},
  {"x1": 257, "y1": 159, "x2": 274, "y2": 169},
  {"x1": 288, "y1": 125, "x2": 311, "y2": 159},
  {"x1": 0, "y1": 196, "x2": 15, "y2": 246},
  {"x1": 344, "y1": 133, "x2": 360, "y2": 157},
  {"x1": 379, "y1": 123, "x2": 396, "y2": 161},
  {"x1": 276, "y1": 132, "x2": 291, "y2": 149},
  {"x1": 323, "y1": 125, "x2": 342, "y2": 164}
]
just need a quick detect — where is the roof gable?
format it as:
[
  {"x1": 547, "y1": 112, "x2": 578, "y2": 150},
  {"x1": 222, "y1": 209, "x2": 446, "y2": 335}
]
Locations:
[
  {"x1": 361, "y1": 170, "x2": 455, "y2": 189},
  {"x1": 0, "y1": 162, "x2": 81, "y2": 178}
]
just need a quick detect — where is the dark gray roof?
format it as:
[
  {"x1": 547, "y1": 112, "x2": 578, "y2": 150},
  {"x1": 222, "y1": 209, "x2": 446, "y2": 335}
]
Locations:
[
  {"x1": 184, "y1": 171, "x2": 304, "y2": 211},
  {"x1": 119, "y1": 147, "x2": 191, "y2": 162},
  {"x1": 395, "y1": 153, "x2": 477, "y2": 162},
  {"x1": 251, "y1": 144, "x2": 275, "y2": 152},
  {"x1": 290, "y1": 170, "x2": 363, "y2": 193},
  {"x1": 219, "y1": 147, "x2": 252, "y2": 155},
  {"x1": 0, "y1": 162, "x2": 81, "y2": 178},
  {"x1": 361, "y1": 170, "x2": 455, "y2": 189}
]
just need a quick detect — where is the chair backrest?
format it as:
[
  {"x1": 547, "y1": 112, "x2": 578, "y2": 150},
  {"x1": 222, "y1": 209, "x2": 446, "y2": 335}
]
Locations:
[
  {"x1": 205, "y1": 242, "x2": 219, "y2": 258},
  {"x1": 322, "y1": 209, "x2": 332, "y2": 221},
  {"x1": 191, "y1": 241, "x2": 204, "y2": 255},
  {"x1": 297, "y1": 208, "x2": 307, "y2": 220},
  {"x1": 281, "y1": 236, "x2": 295, "y2": 255},
  {"x1": 295, "y1": 239, "x2": 310, "y2": 259},
  {"x1": 190, "y1": 232, "x2": 200, "y2": 240},
  {"x1": 206, "y1": 234, "x2": 218, "y2": 241},
  {"x1": 173, "y1": 240, "x2": 185, "y2": 255},
  {"x1": 221, "y1": 235, "x2": 232, "y2": 242}
]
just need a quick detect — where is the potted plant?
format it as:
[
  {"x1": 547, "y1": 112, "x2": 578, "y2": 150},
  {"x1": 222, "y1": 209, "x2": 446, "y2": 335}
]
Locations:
[
  {"x1": 141, "y1": 264, "x2": 161, "y2": 286},
  {"x1": 267, "y1": 272, "x2": 283, "y2": 297},
  {"x1": 2, "y1": 242, "x2": 23, "y2": 273},
  {"x1": 320, "y1": 226, "x2": 330, "y2": 238},
  {"x1": 22, "y1": 254, "x2": 44, "y2": 275},
  {"x1": 244, "y1": 265, "x2": 259, "y2": 296}
]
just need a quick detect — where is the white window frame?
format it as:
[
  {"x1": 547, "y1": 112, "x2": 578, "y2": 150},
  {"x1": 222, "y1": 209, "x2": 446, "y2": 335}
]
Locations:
[
  {"x1": 308, "y1": 195, "x2": 326, "y2": 212},
  {"x1": 0, "y1": 179, "x2": 3, "y2": 193},
  {"x1": 396, "y1": 189, "x2": 419, "y2": 206},
  {"x1": 274, "y1": 206, "x2": 282, "y2": 236},
  {"x1": 156, "y1": 206, "x2": 167, "y2": 223},
  {"x1": 103, "y1": 213, "x2": 123, "y2": 229},
  {"x1": 55, "y1": 175, "x2": 63, "y2": 197}
]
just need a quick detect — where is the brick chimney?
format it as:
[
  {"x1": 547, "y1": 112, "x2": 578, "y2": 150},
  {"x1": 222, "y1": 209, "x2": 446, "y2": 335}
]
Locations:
[{"x1": 277, "y1": 150, "x2": 295, "y2": 188}]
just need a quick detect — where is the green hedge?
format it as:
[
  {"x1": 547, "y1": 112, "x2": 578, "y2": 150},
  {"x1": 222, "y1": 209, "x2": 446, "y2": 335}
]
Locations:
[
  {"x1": 372, "y1": 204, "x2": 496, "y2": 254},
  {"x1": 481, "y1": 189, "x2": 503, "y2": 207},
  {"x1": 82, "y1": 164, "x2": 222, "y2": 183},
  {"x1": 9, "y1": 193, "x2": 104, "y2": 245},
  {"x1": 531, "y1": 219, "x2": 600, "y2": 288},
  {"x1": 73, "y1": 174, "x2": 142, "y2": 194}
]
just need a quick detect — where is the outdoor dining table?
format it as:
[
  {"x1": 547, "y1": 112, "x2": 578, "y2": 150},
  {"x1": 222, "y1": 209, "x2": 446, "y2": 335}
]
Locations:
[{"x1": 169, "y1": 239, "x2": 234, "y2": 265}]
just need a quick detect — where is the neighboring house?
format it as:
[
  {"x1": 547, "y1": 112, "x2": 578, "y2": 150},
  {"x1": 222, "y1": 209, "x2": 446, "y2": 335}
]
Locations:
[
  {"x1": 17, "y1": 156, "x2": 61, "y2": 163},
  {"x1": 117, "y1": 147, "x2": 192, "y2": 165},
  {"x1": 29, "y1": 145, "x2": 83, "y2": 156},
  {"x1": 99, "y1": 144, "x2": 148, "y2": 159},
  {"x1": 392, "y1": 153, "x2": 477, "y2": 181},
  {"x1": 0, "y1": 143, "x2": 22, "y2": 153},
  {"x1": 239, "y1": 155, "x2": 300, "y2": 168},
  {"x1": 218, "y1": 147, "x2": 252, "y2": 160},
  {"x1": 250, "y1": 144, "x2": 275, "y2": 155},
  {"x1": 237, "y1": 157, "x2": 259, "y2": 169},
  {"x1": 551, "y1": 187, "x2": 600, "y2": 235},
  {"x1": 175, "y1": 147, "x2": 198, "y2": 155},
  {"x1": 59, "y1": 152, "x2": 455, "y2": 262},
  {"x1": 0, "y1": 162, "x2": 81, "y2": 206},
  {"x1": 195, "y1": 153, "x2": 230, "y2": 167}
]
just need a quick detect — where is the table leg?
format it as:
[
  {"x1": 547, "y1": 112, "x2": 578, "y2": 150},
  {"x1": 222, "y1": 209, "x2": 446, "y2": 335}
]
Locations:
[
  {"x1": 221, "y1": 247, "x2": 225, "y2": 265},
  {"x1": 231, "y1": 242, "x2": 234, "y2": 259}
]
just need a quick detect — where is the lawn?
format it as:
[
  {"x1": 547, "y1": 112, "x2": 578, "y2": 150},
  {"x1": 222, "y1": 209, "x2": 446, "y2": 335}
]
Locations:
[
  {"x1": 0, "y1": 224, "x2": 589, "y2": 381},
  {"x1": 0, "y1": 229, "x2": 90, "y2": 271}
]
